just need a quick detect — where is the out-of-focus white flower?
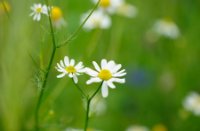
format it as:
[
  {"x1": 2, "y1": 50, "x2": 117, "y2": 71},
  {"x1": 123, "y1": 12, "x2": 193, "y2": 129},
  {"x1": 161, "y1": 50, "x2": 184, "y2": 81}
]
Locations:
[
  {"x1": 183, "y1": 92, "x2": 200, "y2": 116},
  {"x1": 30, "y1": 3, "x2": 48, "y2": 21},
  {"x1": 55, "y1": 56, "x2": 85, "y2": 83},
  {"x1": 153, "y1": 19, "x2": 180, "y2": 39},
  {"x1": 86, "y1": 95, "x2": 107, "y2": 116},
  {"x1": 51, "y1": 6, "x2": 66, "y2": 28},
  {"x1": 116, "y1": 3, "x2": 138, "y2": 18},
  {"x1": 85, "y1": 59, "x2": 126, "y2": 98},
  {"x1": 81, "y1": 9, "x2": 111, "y2": 31},
  {"x1": 92, "y1": 0, "x2": 123, "y2": 14},
  {"x1": 126, "y1": 125, "x2": 149, "y2": 131}
]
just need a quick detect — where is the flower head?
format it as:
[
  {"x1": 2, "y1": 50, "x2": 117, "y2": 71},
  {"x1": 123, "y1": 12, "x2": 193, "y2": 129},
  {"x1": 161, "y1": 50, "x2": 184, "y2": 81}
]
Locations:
[
  {"x1": 30, "y1": 3, "x2": 48, "y2": 21},
  {"x1": 55, "y1": 56, "x2": 85, "y2": 83},
  {"x1": 81, "y1": 9, "x2": 111, "y2": 31},
  {"x1": 51, "y1": 6, "x2": 66, "y2": 28},
  {"x1": 85, "y1": 59, "x2": 126, "y2": 97},
  {"x1": 183, "y1": 92, "x2": 200, "y2": 116},
  {"x1": 153, "y1": 18, "x2": 180, "y2": 39},
  {"x1": 92, "y1": 0, "x2": 123, "y2": 14},
  {"x1": 116, "y1": 3, "x2": 138, "y2": 18}
]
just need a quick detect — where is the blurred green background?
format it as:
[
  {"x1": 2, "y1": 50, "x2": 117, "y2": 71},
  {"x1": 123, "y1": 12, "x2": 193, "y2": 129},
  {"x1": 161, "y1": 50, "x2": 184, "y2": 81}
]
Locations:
[{"x1": 1, "y1": 0, "x2": 200, "y2": 131}]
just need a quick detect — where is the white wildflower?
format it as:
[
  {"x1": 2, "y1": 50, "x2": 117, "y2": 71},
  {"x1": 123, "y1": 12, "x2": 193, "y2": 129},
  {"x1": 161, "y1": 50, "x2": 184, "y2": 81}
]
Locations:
[
  {"x1": 30, "y1": 3, "x2": 48, "y2": 21},
  {"x1": 55, "y1": 56, "x2": 85, "y2": 83},
  {"x1": 85, "y1": 59, "x2": 126, "y2": 97}
]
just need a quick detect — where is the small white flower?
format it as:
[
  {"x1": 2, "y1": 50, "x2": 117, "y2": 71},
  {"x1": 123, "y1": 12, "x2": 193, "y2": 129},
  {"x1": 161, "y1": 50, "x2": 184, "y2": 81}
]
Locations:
[
  {"x1": 183, "y1": 92, "x2": 200, "y2": 116},
  {"x1": 30, "y1": 3, "x2": 48, "y2": 21},
  {"x1": 85, "y1": 59, "x2": 126, "y2": 98},
  {"x1": 92, "y1": 0, "x2": 123, "y2": 14},
  {"x1": 153, "y1": 19, "x2": 180, "y2": 39},
  {"x1": 126, "y1": 125, "x2": 149, "y2": 131},
  {"x1": 81, "y1": 9, "x2": 111, "y2": 31},
  {"x1": 116, "y1": 3, "x2": 138, "y2": 18},
  {"x1": 55, "y1": 56, "x2": 85, "y2": 83}
]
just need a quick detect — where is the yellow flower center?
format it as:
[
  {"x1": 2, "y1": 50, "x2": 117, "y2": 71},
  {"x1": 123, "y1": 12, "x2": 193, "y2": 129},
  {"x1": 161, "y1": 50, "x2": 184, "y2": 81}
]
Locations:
[
  {"x1": 51, "y1": 7, "x2": 62, "y2": 21},
  {"x1": 100, "y1": 0, "x2": 111, "y2": 8},
  {"x1": 36, "y1": 7, "x2": 42, "y2": 13},
  {"x1": 98, "y1": 69, "x2": 112, "y2": 80},
  {"x1": 66, "y1": 66, "x2": 76, "y2": 73}
]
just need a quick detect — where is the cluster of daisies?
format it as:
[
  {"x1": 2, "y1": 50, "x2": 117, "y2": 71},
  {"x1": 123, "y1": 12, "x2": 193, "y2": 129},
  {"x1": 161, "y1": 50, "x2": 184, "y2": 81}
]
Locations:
[
  {"x1": 81, "y1": 0, "x2": 138, "y2": 31},
  {"x1": 55, "y1": 56, "x2": 126, "y2": 98},
  {"x1": 30, "y1": 3, "x2": 66, "y2": 28}
]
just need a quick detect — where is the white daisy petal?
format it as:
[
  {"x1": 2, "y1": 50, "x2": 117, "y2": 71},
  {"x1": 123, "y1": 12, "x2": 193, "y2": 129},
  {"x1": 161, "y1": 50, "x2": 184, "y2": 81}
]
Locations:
[
  {"x1": 101, "y1": 59, "x2": 107, "y2": 69},
  {"x1": 68, "y1": 73, "x2": 73, "y2": 78},
  {"x1": 112, "y1": 64, "x2": 122, "y2": 73},
  {"x1": 57, "y1": 73, "x2": 66, "y2": 78},
  {"x1": 106, "y1": 81, "x2": 116, "y2": 89},
  {"x1": 73, "y1": 75, "x2": 78, "y2": 83},
  {"x1": 78, "y1": 68, "x2": 86, "y2": 73},
  {"x1": 111, "y1": 78, "x2": 125, "y2": 83},
  {"x1": 106, "y1": 60, "x2": 116, "y2": 70},
  {"x1": 75, "y1": 61, "x2": 83, "y2": 70},
  {"x1": 64, "y1": 56, "x2": 69, "y2": 66},
  {"x1": 70, "y1": 59, "x2": 75, "y2": 66},
  {"x1": 55, "y1": 67, "x2": 65, "y2": 72},
  {"x1": 86, "y1": 77, "x2": 102, "y2": 85},
  {"x1": 113, "y1": 72, "x2": 127, "y2": 77},
  {"x1": 85, "y1": 67, "x2": 98, "y2": 76},
  {"x1": 56, "y1": 63, "x2": 63, "y2": 70},
  {"x1": 60, "y1": 60, "x2": 65, "y2": 67},
  {"x1": 101, "y1": 82, "x2": 109, "y2": 98},
  {"x1": 93, "y1": 61, "x2": 101, "y2": 71}
]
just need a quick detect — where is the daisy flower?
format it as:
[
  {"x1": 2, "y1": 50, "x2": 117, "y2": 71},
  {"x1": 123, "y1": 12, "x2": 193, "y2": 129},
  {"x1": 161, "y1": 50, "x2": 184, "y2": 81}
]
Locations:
[
  {"x1": 51, "y1": 6, "x2": 66, "y2": 28},
  {"x1": 183, "y1": 92, "x2": 200, "y2": 116},
  {"x1": 92, "y1": 0, "x2": 123, "y2": 14},
  {"x1": 81, "y1": 9, "x2": 111, "y2": 31},
  {"x1": 30, "y1": 3, "x2": 48, "y2": 21},
  {"x1": 55, "y1": 56, "x2": 85, "y2": 83},
  {"x1": 116, "y1": 3, "x2": 138, "y2": 18},
  {"x1": 85, "y1": 59, "x2": 126, "y2": 98},
  {"x1": 153, "y1": 18, "x2": 180, "y2": 39}
]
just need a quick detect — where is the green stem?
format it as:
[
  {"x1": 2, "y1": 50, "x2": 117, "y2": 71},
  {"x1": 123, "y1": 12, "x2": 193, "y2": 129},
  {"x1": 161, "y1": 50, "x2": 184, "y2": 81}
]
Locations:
[
  {"x1": 84, "y1": 82, "x2": 103, "y2": 131},
  {"x1": 71, "y1": 79, "x2": 87, "y2": 98},
  {"x1": 57, "y1": 0, "x2": 101, "y2": 48},
  {"x1": 84, "y1": 98, "x2": 91, "y2": 131},
  {"x1": 35, "y1": 0, "x2": 57, "y2": 130}
]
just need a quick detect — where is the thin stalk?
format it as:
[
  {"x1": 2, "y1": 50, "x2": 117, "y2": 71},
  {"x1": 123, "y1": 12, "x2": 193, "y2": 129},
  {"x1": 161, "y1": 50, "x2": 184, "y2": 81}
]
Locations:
[
  {"x1": 84, "y1": 98, "x2": 91, "y2": 131},
  {"x1": 84, "y1": 82, "x2": 103, "y2": 131},
  {"x1": 71, "y1": 79, "x2": 87, "y2": 98},
  {"x1": 57, "y1": 0, "x2": 101, "y2": 48},
  {"x1": 35, "y1": 0, "x2": 57, "y2": 130}
]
